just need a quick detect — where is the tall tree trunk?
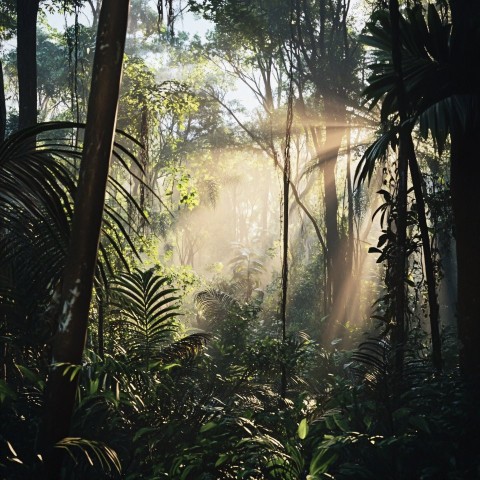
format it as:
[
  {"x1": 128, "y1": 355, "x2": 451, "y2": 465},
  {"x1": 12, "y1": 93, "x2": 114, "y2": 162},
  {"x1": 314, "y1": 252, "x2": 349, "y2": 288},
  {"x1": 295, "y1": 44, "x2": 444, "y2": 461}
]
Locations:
[
  {"x1": 280, "y1": 152, "x2": 289, "y2": 398},
  {"x1": 406, "y1": 136, "x2": 442, "y2": 372},
  {"x1": 39, "y1": 1, "x2": 130, "y2": 477},
  {"x1": 343, "y1": 123, "x2": 356, "y2": 325},
  {"x1": 322, "y1": 97, "x2": 346, "y2": 318},
  {"x1": 448, "y1": 0, "x2": 480, "y2": 381},
  {"x1": 280, "y1": 71, "x2": 294, "y2": 399},
  {"x1": 139, "y1": 103, "x2": 148, "y2": 231},
  {"x1": 346, "y1": 124, "x2": 354, "y2": 278},
  {"x1": 17, "y1": 0, "x2": 40, "y2": 130},
  {"x1": 451, "y1": 126, "x2": 480, "y2": 378},
  {"x1": 0, "y1": 60, "x2": 6, "y2": 142},
  {"x1": 0, "y1": 59, "x2": 8, "y2": 379},
  {"x1": 389, "y1": 0, "x2": 409, "y2": 376}
]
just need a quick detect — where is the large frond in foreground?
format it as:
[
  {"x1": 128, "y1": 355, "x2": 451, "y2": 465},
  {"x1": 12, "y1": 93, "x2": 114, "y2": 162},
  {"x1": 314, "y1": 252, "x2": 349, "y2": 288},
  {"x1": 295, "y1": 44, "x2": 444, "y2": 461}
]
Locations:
[
  {"x1": 112, "y1": 268, "x2": 208, "y2": 363},
  {"x1": 0, "y1": 122, "x2": 147, "y2": 342}
]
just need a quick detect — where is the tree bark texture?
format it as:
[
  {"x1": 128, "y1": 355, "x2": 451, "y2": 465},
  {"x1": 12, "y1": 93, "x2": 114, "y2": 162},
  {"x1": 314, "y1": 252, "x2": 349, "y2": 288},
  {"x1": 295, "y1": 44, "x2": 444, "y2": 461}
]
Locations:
[
  {"x1": 294, "y1": 0, "x2": 351, "y2": 325},
  {"x1": 280, "y1": 154, "x2": 289, "y2": 398},
  {"x1": 39, "y1": 1, "x2": 130, "y2": 477},
  {"x1": 0, "y1": 60, "x2": 6, "y2": 142},
  {"x1": 406, "y1": 137, "x2": 442, "y2": 372},
  {"x1": 17, "y1": 0, "x2": 40, "y2": 130},
  {"x1": 451, "y1": 123, "x2": 480, "y2": 378},
  {"x1": 389, "y1": 0, "x2": 409, "y2": 376},
  {"x1": 323, "y1": 126, "x2": 341, "y2": 306},
  {"x1": 280, "y1": 71, "x2": 294, "y2": 399},
  {"x1": 322, "y1": 98, "x2": 347, "y2": 330},
  {"x1": 449, "y1": 0, "x2": 480, "y2": 379}
]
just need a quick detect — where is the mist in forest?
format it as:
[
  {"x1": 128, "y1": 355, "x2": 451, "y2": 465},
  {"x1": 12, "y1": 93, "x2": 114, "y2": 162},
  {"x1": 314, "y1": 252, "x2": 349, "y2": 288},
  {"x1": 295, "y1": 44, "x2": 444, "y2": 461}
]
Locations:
[{"x1": 1, "y1": 0, "x2": 474, "y2": 477}]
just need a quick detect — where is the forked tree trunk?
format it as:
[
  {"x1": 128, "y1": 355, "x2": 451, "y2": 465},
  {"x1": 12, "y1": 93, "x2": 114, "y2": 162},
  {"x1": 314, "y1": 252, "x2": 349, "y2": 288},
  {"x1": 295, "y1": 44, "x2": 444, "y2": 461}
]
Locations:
[
  {"x1": 17, "y1": 0, "x2": 40, "y2": 130},
  {"x1": 39, "y1": 1, "x2": 130, "y2": 477}
]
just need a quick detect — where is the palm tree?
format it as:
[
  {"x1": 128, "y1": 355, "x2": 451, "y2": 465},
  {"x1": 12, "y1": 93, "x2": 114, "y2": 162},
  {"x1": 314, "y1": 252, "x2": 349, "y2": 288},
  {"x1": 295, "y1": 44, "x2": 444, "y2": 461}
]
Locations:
[
  {"x1": 0, "y1": 122, "x2": 146, "y2": 373},
  {"x1": 358, "y1": 4, "x2": 480, "y2": 376},
  {"x1": 228, "y1": 245, "x2": 266, "y2": 302}
]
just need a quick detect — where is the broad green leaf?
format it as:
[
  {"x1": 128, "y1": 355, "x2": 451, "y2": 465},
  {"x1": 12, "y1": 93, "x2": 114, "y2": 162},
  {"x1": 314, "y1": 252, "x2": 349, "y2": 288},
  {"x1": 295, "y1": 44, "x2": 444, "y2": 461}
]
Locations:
[
  {"x1": 200, "y1": 421, "x2": 218, "y2": 433},
  {"x1": 298, "y1": 418, "x2": 309, "y2": 440},
  {"x1": 310, "y1": 448, "x2": 338, "y2": 475},
  {"x1": 215, "y1": 454, "x2": 230, "y2": 467}
]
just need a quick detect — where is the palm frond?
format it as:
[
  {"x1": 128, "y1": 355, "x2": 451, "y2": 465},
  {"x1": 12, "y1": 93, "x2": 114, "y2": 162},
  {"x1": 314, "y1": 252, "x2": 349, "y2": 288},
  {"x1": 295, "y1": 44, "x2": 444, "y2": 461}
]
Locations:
[
  {"x1": 354, "y1": 128, "x2": 397, "y2": 186},
  {"x1": 361, "y1": 4, "x2": 456, "y2": 132},
  {"x1": 194, "y1": 288, "x2": 240, "y2": 322},
  {"x1": 351, "y1": 338, "x2": 393, "y2": 398},
  {"x1": 152, "y1": 332, "x2": 210, "y2": 365},
  {"x1": 55, "y1": 437, "x2": 121, "y2": 475},
  {"x1": 0, "y1": 121, "x2": 149, "y2": 346},
  {"x1": 111, "y1": 268, "x2": 182, "y2": 360}
]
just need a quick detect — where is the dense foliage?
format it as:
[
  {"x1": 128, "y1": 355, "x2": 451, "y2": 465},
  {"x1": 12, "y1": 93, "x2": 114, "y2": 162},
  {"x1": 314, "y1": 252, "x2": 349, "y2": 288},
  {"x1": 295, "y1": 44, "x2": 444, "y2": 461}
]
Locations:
[{"x1": 1, "y1": 0, "x2": 479, "y2": 478}]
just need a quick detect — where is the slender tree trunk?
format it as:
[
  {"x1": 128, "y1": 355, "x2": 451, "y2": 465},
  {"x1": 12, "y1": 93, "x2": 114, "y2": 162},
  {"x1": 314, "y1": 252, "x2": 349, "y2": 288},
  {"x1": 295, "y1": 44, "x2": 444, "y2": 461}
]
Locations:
[
  {"x1": 389, "y1": 0, "x2": 409, "y2": 376},
  {"x1": 406, "y1": 136, "x2": 442, "y2": 371},
  {"x1": 392, "y1": 141, "x2": 409, "y2": 376},
  {"x1": 0, "y1": 60, "x2": 6, "y2": 142},
  {"x1": 346, "y1": 124, "x2": 354, "y2": 278},
  {"x1": 39, "y1": 2, "x2": 130, "y2": 477},
  {"x1": 343, "y1": 123, "x2": 356, "y2": 325},
  {"x1": 280, "y1": 152, "x2": 289, "y2": 399},
  {"x1": 17, "y1": 0, "x2": 40, "y2": 130},
  {"x1": 280, "y1": 70, "x2": 294, "y2": 399},
  {"x1": 139, "y1": 104, "x2": 148, "y2": 231}
]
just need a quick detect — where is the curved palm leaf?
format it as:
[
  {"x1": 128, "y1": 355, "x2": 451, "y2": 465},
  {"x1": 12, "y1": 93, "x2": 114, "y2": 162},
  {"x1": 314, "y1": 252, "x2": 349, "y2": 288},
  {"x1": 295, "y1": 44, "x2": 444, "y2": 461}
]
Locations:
[
  {"x1": 352, "y1": 336, "x2": 431, "y2": 403},
  {"x1": 354, "y1": 127, "x2": 397, "y2": 185},
  {"x1": 228, "y1": 245, "x2": 266, "y2": 301},
  {"x1": 352, "y1": 338, "x2": 392, "y2": 395},
  {"x1": 361, "y1": 6, "x2": 451, "y2": 119},
  {"x1": 111, "y1": 268, "x2": 207, "y2": 364},
  {"x1": 111, "y1": 269, "x2": 179, "y2": 360},
  {"x1": 0, "y1": 122, "x2": 148, "y2": 347},
  {"x1": 359, "y1": 4, "x2": 475, "y2": 167},
  {"x1": 153, "y1": 332, "x2": 210, "y2": 365},
  {"x1": 55, "y1": 437, "x2": 122, "y2": 476},
  {"x1": 194, "y1": 288, "x2": 240, "y2": 324}
]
